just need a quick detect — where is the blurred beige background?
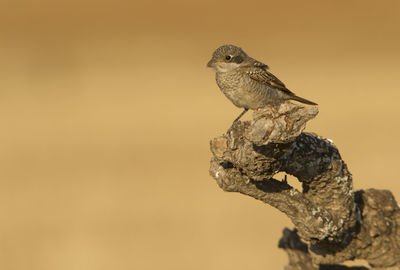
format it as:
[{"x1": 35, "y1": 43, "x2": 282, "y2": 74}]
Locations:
[{"x1": 1, "y1": 0, "x2": 400, "y2": 269}]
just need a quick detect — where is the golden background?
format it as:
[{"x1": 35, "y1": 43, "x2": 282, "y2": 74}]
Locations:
[{"x1": 1, "y1": 0, "x2": 400, "y2": 269}]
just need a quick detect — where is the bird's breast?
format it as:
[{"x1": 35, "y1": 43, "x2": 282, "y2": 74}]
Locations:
[{"x1": 215, "y1": 71, "x2": 277, "y2": 109}]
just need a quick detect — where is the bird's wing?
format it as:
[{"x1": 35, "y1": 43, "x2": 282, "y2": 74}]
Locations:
[
  {"x1": 243, "y1": 60, "x2": 294, "y2": 95},
  {"x1": 252, "y1": 60, "x2": 269, "y2": 69}
]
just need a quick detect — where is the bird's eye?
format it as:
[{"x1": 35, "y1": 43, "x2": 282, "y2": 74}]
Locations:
[{"x1": 225, "y1": 55, "x2": 232, "y2": 61}]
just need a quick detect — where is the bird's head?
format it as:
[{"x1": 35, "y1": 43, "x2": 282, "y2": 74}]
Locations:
[{"x1": 207, "y1": 45, "x2": 249, "y2": 72}]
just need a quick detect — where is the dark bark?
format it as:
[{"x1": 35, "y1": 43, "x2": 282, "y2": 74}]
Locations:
[{"x1": 209, "y1": 102, "x2": 400, "y2": 269}]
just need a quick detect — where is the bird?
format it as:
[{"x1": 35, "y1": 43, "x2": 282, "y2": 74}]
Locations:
[{"x1": 207, "y1": 44, "x2": 317, "y2": 130}]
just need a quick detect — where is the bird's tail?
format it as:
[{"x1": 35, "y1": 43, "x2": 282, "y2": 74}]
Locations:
[{"x1": 290, "y1": 95, "x2": 318, "y2": 105}]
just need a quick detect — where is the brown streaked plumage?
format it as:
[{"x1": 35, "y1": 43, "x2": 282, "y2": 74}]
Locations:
[{"x1": 207, "y1": 44, "x2": 317, "y2": 128}]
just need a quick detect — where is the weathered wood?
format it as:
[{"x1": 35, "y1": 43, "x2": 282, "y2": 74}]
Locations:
[{"x1": 209, "y1": 102, "x2": 400, "y2": 269}]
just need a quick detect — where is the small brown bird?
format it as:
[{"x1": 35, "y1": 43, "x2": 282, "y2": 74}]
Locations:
[{"x1": 207, "y1": 44, "x2": 317, "y2": 128}]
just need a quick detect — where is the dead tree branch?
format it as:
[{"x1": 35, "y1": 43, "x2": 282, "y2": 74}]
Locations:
[{"x1": 209, "y1": 102, "x2": 400, "y2": 269}]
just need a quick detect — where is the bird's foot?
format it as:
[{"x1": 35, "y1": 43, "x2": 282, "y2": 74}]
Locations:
[
  {"x1": 226, "y1": 120, "x2": 241, "y2": 134},
  {"x1": 226, "y1": 123, "x2": 235, "y2": 134}
]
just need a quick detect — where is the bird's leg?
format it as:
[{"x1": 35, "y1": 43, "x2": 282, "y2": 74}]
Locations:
[
  {"x1": 282, "y1": 175, "x2": 287, "y2": 184},
  {"x1": 233, "y1": 108, "x2": 249, "y2": 123},
  {"x1": 227, "y1": 108, "x2": 249, "y2": 133}
]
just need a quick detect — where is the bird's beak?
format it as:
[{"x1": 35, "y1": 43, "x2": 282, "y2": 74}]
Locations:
[{"x1": 207, "y1": 59, "x2": 215, "y2": 68}]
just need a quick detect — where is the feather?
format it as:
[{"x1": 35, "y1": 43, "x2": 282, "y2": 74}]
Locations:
[{"x1": 244, "y1": 59, "x2": 317, "y2": 105}]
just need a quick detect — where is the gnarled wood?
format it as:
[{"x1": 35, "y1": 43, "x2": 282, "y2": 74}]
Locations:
[{"x1": 209, "y1": 102, "x2": 400, "y2": 269}]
